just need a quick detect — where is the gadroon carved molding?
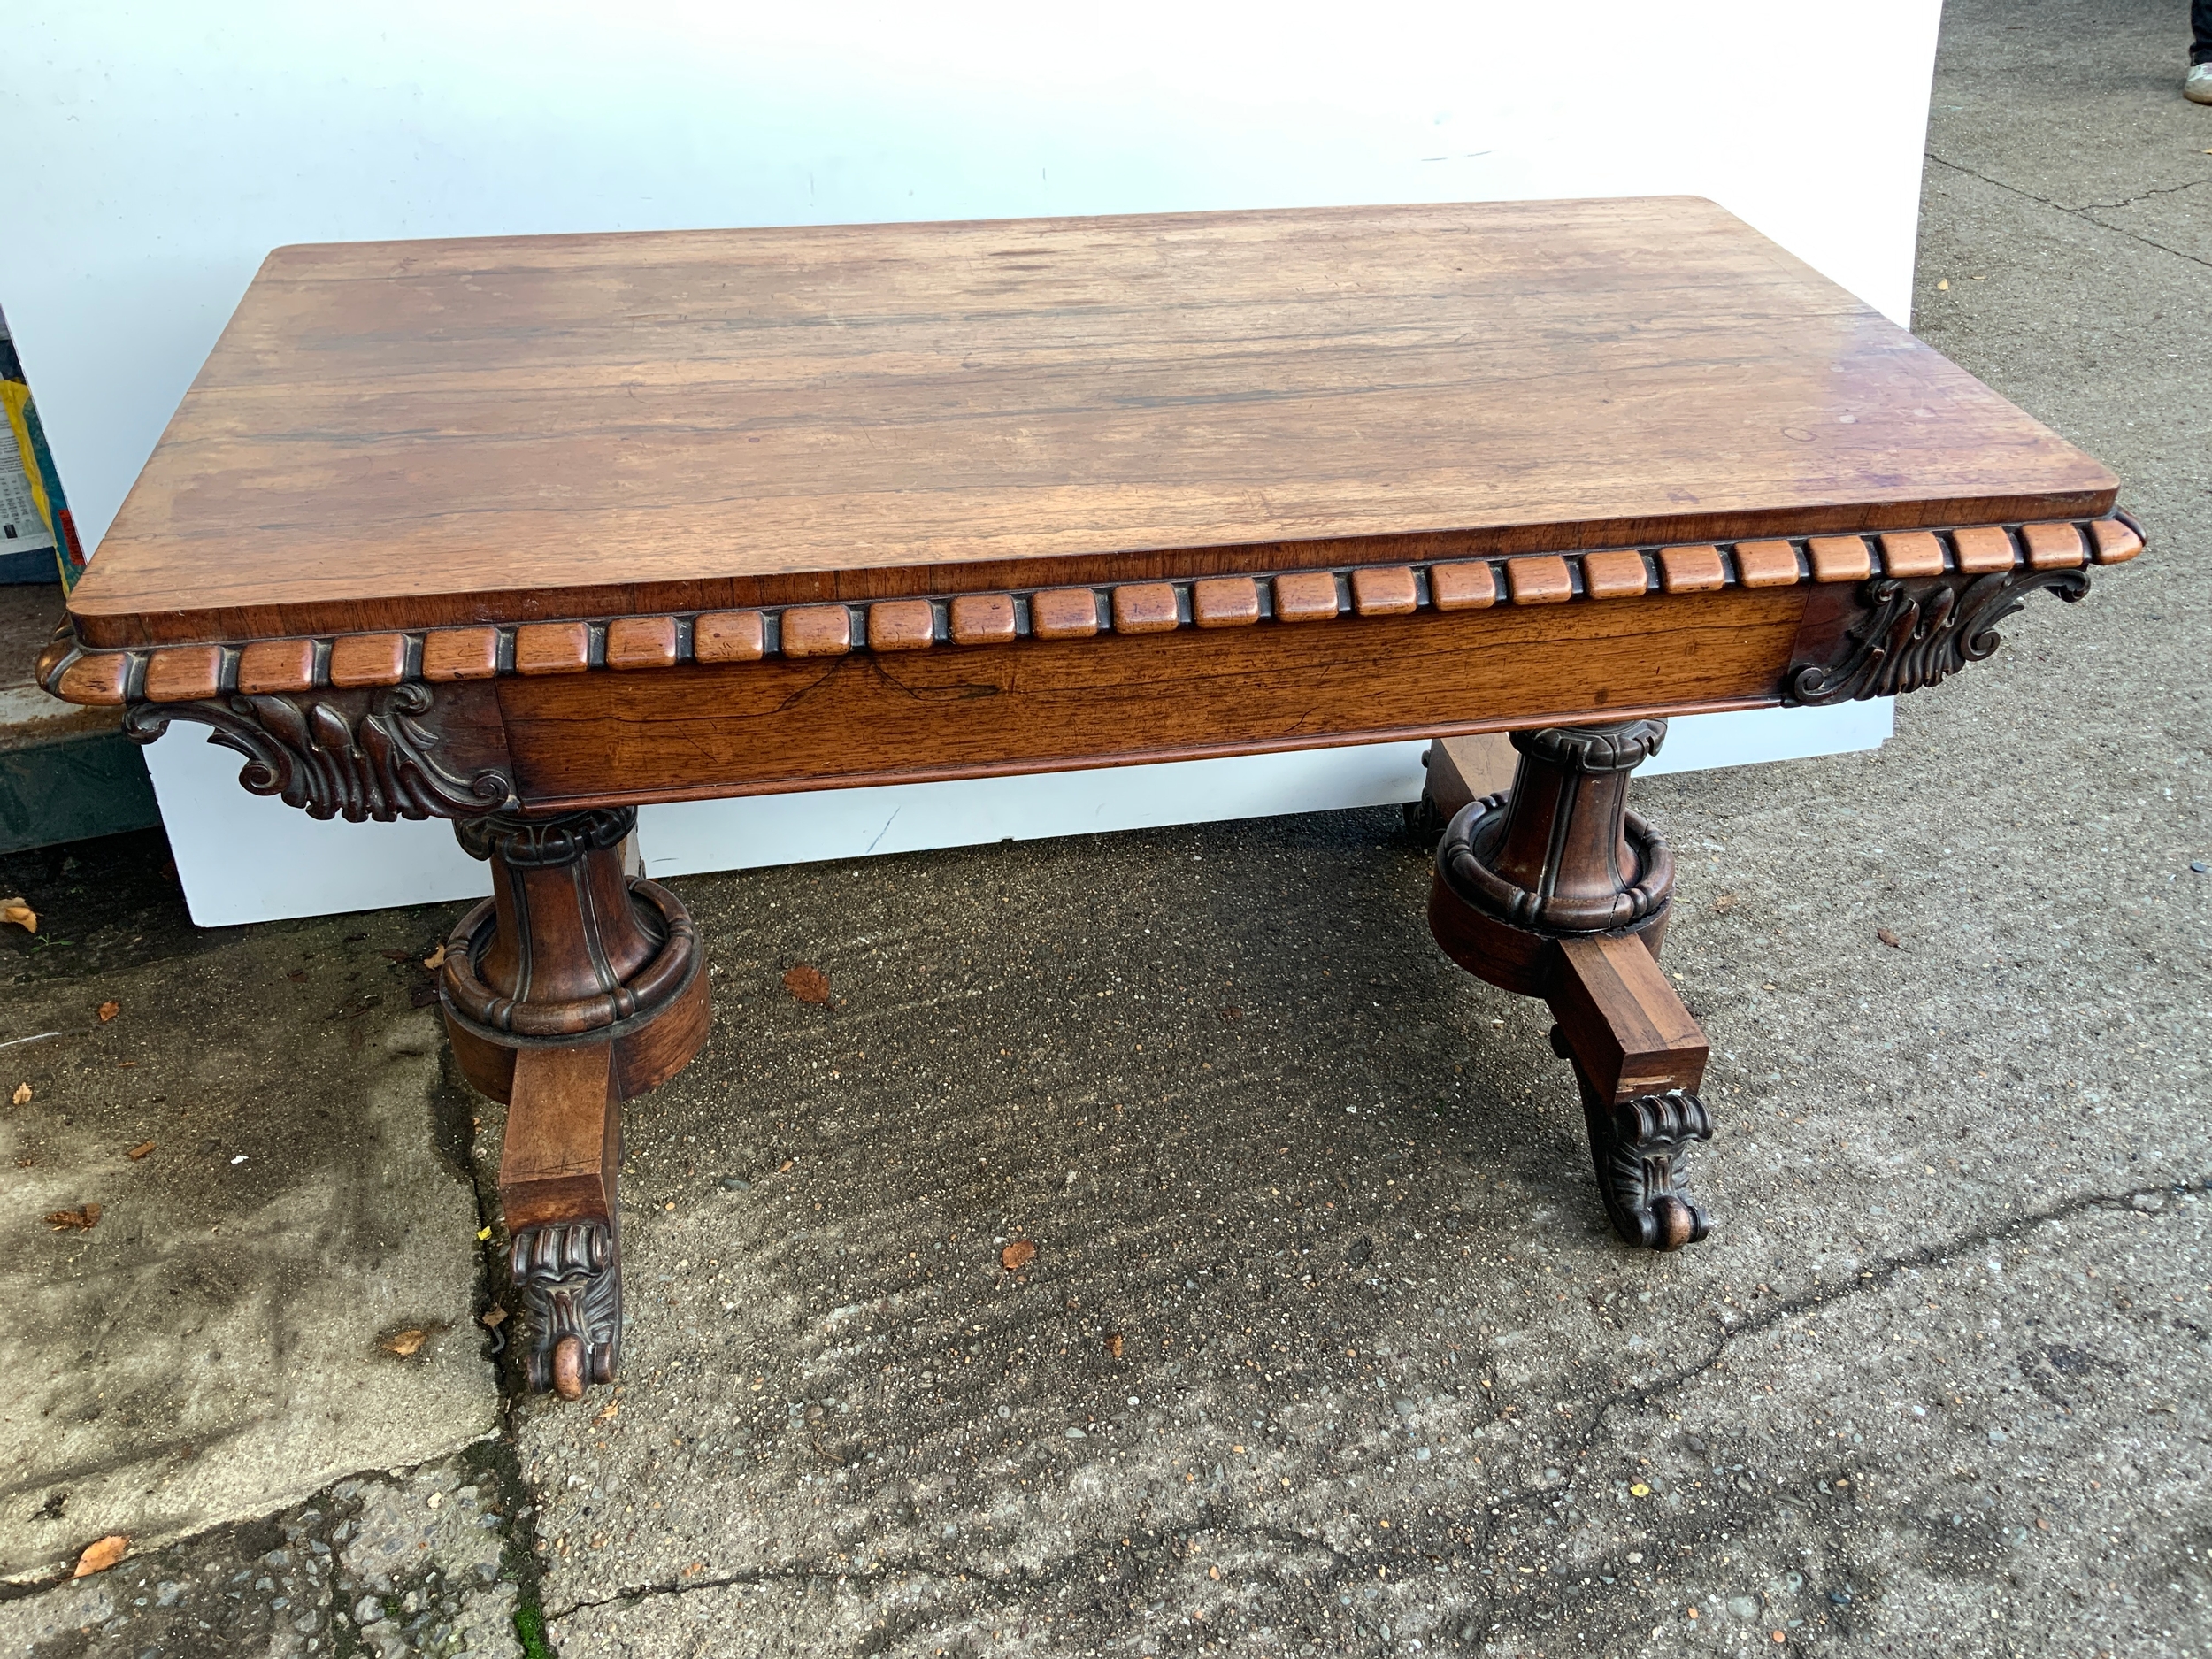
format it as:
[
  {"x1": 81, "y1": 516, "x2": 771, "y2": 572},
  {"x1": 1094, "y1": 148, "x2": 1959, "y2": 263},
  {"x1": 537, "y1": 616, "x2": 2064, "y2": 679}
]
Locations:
[
  {"x1": 120, "y1": 684, "x2": 518, "y2": 822},
  {"x1": 40, "y1": 513, "x2": 2147, "y2": 708}
]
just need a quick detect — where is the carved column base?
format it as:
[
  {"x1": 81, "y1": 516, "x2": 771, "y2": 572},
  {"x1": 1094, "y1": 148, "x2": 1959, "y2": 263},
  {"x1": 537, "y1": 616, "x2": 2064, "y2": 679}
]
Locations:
[
  {"x1": 440, "y1": 808, "x2": 710, "y2": 1103},
  {"x1": 439, "y1": 808, "x2": 712, "y2": 1395},
  {"x1": 1426, "y1": 720, "x2": 1717, "y2": 1250}
]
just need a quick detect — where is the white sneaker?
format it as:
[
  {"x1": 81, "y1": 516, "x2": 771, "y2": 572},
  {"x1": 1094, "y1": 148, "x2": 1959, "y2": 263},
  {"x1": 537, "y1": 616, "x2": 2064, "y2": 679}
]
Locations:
[{"x1": 2189, "y1": 63, "x2": 2212, "y2": 104}]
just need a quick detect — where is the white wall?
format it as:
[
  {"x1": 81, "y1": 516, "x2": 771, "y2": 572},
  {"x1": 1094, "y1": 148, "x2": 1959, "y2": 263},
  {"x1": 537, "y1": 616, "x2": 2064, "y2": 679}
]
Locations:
[{"x1": 9, "y1": 1, "x2": 1936, "y2": 924}]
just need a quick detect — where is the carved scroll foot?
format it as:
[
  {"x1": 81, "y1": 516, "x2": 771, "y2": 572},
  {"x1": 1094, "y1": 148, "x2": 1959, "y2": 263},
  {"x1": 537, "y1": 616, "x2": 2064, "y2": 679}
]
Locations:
[
  {"x1": 1576, "y1": 1078, "x2": 1713, "y2": 1251},
  {"x1": 512, "y1": 1220, "x2": 621, "y2": 1397},
  {"x1": 497, "y1": 1043, "x2": 624, "y2": 1396},
  {"x1": 1546, "y1": 934, "x2": 1715, "y2": 1249}
]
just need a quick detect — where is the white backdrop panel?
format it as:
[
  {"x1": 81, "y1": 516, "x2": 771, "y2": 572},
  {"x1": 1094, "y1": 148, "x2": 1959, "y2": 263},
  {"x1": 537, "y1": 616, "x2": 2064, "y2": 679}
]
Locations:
[{"x1": 13, "y1": 1, "x2": 1937, "y2": 924}]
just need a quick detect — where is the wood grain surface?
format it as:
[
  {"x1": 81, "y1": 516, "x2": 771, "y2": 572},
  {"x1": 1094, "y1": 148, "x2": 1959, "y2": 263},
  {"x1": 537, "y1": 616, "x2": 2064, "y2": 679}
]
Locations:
[
  {"x1": 70, "y1": 198, "x2": 2116, "y2": 649},
  {"x1": 493, "y1": 587, "x2": 1805, "y2": 810},
  {"x1": 496, "y1": 1043, "x2": 618, "y2": 1233},
  {"x1": 1549, "y1": 934, "x2": 1710, "y2": 1106}
]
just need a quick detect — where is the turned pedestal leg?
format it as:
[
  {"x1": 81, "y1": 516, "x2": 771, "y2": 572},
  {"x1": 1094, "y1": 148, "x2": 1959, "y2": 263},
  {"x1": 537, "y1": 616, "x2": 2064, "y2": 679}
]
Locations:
[
  {"x1": 1424, "y1": 720, "x2": 1717, "y2": 1250},
  {"x1": 437, "y1": 808, "x2": 711, "y2": 1394}
]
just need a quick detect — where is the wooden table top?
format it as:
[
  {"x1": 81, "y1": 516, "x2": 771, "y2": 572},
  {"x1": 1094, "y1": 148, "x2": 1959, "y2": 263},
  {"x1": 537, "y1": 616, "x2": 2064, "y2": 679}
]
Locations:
[{"x1": 69, "y1": 196, "x2": 2114, "y2": 650}]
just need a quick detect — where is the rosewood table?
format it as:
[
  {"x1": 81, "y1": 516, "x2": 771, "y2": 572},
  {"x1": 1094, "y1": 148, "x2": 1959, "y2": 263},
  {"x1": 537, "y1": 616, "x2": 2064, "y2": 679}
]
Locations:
[{"x1": 36, "y1": 198, "x2": 2141, "y2": 1398}]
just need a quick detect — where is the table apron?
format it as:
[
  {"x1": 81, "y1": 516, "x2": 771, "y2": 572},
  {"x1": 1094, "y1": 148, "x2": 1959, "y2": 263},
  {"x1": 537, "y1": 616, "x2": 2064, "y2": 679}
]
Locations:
[{"x1": 491, "y1": 587, "x2": 1807, "y2": 811}]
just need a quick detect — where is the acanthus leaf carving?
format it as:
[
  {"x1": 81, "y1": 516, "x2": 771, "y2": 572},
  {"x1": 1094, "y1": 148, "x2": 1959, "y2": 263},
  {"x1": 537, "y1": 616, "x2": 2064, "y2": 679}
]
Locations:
[
  {"x1": 511, "y1": 1220, "x2": 621, "y2": 1397},
  {"x1": 1790, "y1": 566, "x2": 2091, "y2": 706},
  {"x1": 1587, "y1": 1087, "x2": 1713, "y2": 1253},
  {"x1": 122, "y1": 682, "x2": 518, "y2": 822}
]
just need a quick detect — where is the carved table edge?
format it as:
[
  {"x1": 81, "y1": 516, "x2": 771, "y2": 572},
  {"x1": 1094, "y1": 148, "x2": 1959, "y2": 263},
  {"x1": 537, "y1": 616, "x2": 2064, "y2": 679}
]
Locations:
[{"x1": 37, "y1": 511, "x2": 2146, "y2": 707}]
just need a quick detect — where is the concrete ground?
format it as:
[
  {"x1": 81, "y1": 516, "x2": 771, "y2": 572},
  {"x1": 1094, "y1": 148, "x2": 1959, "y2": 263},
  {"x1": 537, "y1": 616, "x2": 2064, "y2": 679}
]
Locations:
[{"x1": 4, "y1": 1, "x2": 2208, "y2": 1655}]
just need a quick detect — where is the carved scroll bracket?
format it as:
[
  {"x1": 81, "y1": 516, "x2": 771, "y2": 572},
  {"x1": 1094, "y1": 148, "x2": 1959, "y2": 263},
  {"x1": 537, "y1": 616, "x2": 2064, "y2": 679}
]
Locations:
[
  {"x1": 121, "y1": 682, "x2": 518, "y2": 821},
  {"x1": 1789, "y1": 567, "x2": 2091, "y2": 706}
]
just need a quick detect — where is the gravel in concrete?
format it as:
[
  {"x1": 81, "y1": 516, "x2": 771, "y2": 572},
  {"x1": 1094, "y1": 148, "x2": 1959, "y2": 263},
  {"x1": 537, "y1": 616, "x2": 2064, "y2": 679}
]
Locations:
[
  {"x1": 0, "y1": 841, "x2": 498, "y2": 1585},
  {"x1": 0, "y1": 1449, "x2": 527, "y2": 1658}
]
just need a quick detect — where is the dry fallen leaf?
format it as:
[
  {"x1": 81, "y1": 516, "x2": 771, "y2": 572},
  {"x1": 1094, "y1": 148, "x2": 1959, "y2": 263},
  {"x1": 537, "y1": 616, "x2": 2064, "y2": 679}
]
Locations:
[
  {"x1": 379, "y1": 1327, "x2": 426, "y2": 1357},
  {"x1": 421, "y1": 943, "x2": 448, "y2": 972},
  {"x1": 783, "y1": 964, "x2": 831, "y2": 1004},
  {"x1": 1001, "y1": 1239, "x2": 1037, "y2": 1272},
  {"x1": 73, "y1": 1534, "x2": 128, "y2": 1578},
  {"x1": 1104, "y1": 1333, "x2": 1124, "y2": 1359},
  {"x1": 96, "y1": 1001, "x2": 121, "y2": 1023},
  {"x1": 45, "y1": 1203, "x2": 102, "y2": 1232},
  {"x1": 595, "y1": 1400, "x2": 620, "y2": 1424},
  {"x1": 1710, "y1": 893, "x2": 1739, "y2": 915},
  {"x1": 10, "y1": 1082, "x2": 28, "y2": 1106},
  {"x1": 127, "y1": 1141, "x2": 156, "y2": 1161},
  {"x1": 480, "y1": 1305, "x2": 508, "y2": 1329},
  {"x1": 2, "y1": 898, "x2": 35, "y2": 933},
  {"x1": 1877, "y1": 928, "x2": 1902, "y2": 949}
]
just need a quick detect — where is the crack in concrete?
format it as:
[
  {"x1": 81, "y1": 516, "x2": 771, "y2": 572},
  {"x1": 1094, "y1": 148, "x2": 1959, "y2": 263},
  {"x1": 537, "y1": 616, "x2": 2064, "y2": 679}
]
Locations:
[
  {"x1": 1387, "y1": 1176, "x2": 2208, "y2": 1646},
  {"x1": 1926, "y1": 150, "x2": 2210, "y2": 213},
  {"x1": 547, "y1": 1509, "x2": 1337, "y2": 1624},
  {"x1": 1926, "y1": 151, "x2": 2212, "y2": 272},
  {"x1": 552, "y1": 1546, "x2": 1097, "y2": 1623},
  {"x1": 534, "y1": 1176, "x2": 2203, "y2": 1640},
  {"x1": 2048, "y1": 177, "x2": 2200, "y2": 212},
  {"x1": 442, "y1": 1048, "x2": 562, "y2": 1652},
  {"x1": 1511, "y1": 1176, "x2": 2205, "y2": 1520},
  {"x1": 541, "y1": 1432, "x2": 1549, "y2": 1630},
  {"x1": 0, "y1": 1420, "x2": 261, "y2": 1512},
  {"x1": 552, "y1": 1562, "x2": 864, "y2": 1622}
]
